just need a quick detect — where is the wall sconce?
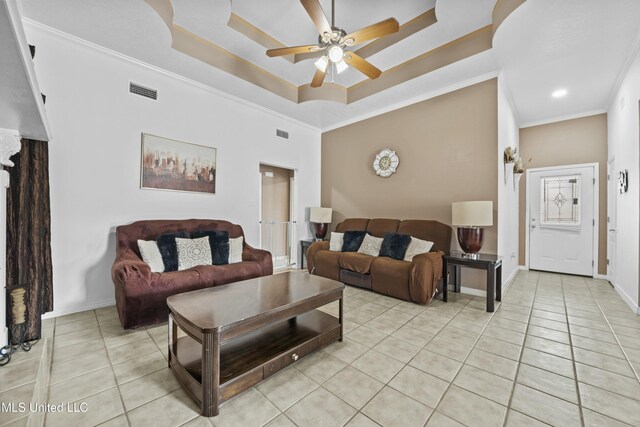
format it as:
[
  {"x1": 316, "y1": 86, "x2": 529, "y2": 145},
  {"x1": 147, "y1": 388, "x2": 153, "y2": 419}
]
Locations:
[{"x1": 503, "y1": 147, "x2": 517, "y2": 184}]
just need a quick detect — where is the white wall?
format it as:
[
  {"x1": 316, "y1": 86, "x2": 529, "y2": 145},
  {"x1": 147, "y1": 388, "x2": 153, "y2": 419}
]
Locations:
[
  {"x1": 497, "y1": 75, "x2": 520, "y2": 289},
  {"x1": 26, "y1": 23, "x2": 322, "y2": 317},
  {"x1": 607, "y1": 48, "x2": 640, "y2": 313}
]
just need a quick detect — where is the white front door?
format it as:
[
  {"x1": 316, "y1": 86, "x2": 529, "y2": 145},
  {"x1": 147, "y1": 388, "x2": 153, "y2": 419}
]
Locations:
[
  {"x1": 607, "y1": 159, "x2": 617, "y2": 282},
  {"x1": 529, "y1": 165, "x2": 596, "y2": 276}
]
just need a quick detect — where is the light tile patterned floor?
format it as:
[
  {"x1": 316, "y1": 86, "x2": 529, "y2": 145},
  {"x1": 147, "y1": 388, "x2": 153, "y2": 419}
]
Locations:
[{"x1": 3, "y1": 271, "x2": 640, "y2": 426}]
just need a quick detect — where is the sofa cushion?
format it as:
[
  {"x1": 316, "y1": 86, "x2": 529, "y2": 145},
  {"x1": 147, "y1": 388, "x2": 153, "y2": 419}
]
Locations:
[
  {"x1": 157, "y1": 231, "x2": 189, "y2": 272},
  {"x1": 313, "y1": 250, "x2": 342, "y2": 281},
  {"x1": 404, "y1": 237, "x2": 434, "y2": 262},
  {"x1": 335, "y1": 218, "x2": 369, "y2": 232},
  {"x1": 193, "y1": 261, "x2": 263, "y2": 286},
  {"x1": 340, "y1": 252, "x2": 376, "y2": 274},
  {"x1": 192, "y1": 230, "x2": 230, "y2": 265},
  {"x1": 342, "y1": 231, "x2": 367, "y2": 252},
  {"x1": 366, "y1": 219, "x2": 400, "y2": 237},
  {"x1": 370, "y1": 257, "x2": 412, "y2": 301},
  {"x1": 176, "y1": 237, "x2": 213, "y2": 271},
  {"x1": 379, "y1": 232, "x2": 412, "y2": 260},
  {"x1": 137, "y1": 240, "x2": 164, "y2": 272},
  {"x1": 357, "y1": 234, "x2": 383, "y2": 257}
]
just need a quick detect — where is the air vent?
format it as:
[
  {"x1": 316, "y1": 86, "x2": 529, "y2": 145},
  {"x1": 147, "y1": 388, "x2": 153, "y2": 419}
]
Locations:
[
  {"x1": 276, "y1": 129, "x2": 289, "y2": 139},
  {"x1": 129, "y1": 82, "x2": 157, "y2": 100}
]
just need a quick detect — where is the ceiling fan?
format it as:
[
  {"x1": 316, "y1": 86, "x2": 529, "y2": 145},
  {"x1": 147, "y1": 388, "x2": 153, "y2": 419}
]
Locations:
[{"x1": 266, "y1": 0, "x2": 399, "y2": 88}]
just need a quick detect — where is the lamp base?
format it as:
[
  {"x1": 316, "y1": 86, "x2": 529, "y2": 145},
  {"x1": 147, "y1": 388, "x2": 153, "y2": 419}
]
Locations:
[
  {"x1": 457, "y1": 227, "x2": 484, "y2": 254},
  {"x1": 314, "y1": 223, "x2": 328, "y2": 240}
]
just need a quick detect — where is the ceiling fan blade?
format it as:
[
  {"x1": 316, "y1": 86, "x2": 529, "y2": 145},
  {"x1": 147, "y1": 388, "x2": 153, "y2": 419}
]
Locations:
[
  {"x1": 300, "y1": 0, "x2": 333, "y2": 37},
  {"x1": 342, "y1": 18, "x2": 400, "y2": 46},
  {"x1": 343, "y1": 52, "x2": 382, "y2": 79},
  {"x1": 266, "y1": 45, "x2": 321, "y2": 57},
  {"x1": 310, "y1": 68, "x2": 327, "y2": 88}
]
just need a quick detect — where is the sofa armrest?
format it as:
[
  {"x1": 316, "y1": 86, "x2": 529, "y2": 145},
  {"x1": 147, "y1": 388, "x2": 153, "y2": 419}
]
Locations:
[
  {"x1": 111, "y1": 248, "x2": 152, "y2": 289},
  {"x1": 306, "y1": 240, "x2": 330, "y2": 274},
  {"x1": 243, "y1": 243, "x2": 273, "y2": 276},
  {"x1": 409, "y1": 251, "x2": 444, "y2": 304}
]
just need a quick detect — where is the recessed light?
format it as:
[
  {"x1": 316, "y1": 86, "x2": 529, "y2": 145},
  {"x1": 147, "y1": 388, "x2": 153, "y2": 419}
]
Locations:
[{"x1": 552, "y1": 89, "x2": 568, "y2": 98}]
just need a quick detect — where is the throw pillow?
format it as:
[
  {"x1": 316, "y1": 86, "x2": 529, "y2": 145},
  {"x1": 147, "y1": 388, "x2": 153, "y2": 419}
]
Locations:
[
  {"x1": 341, "y1": 231, "x2": 367, "y2": 252},
  {"x1": 329, "y1": 232, "x2": 344, "y2": 251},
  {"x1": 404, "y1": 237, "x2": 434, "y2": 262},
  {"x1": 379, "y1": 232, "x2": 412, "y2": 260},
  {"x1": 157, "y1": 231, "x2": 189, "y2": 272},
  {"x1": 357, "y1": 234, "x2": 384, "y2": 257},
  {"x1": 192, "y1": 230, "x2": 230, "y2": 265},
  {"x1": 176, "y1": 237, "x2": 213, "y2": 270},
  {"x1": 137, "y1": 240, "x2": 165, "y2": 272},
  {"x1": 229, "y1": 236, "x2": 244, "y2": 263}
]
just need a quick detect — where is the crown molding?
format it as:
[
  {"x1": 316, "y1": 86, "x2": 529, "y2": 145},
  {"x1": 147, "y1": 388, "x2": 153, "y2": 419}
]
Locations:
[
  {"x1": 0, "y1": 129, "x2": 21, "y2": 167},
  {"x1": 519, "y1": 109, "x2": 606, "y2": 129},
  {"x1": 22, "y1": 19, "x2": 322, "y2": 133}
]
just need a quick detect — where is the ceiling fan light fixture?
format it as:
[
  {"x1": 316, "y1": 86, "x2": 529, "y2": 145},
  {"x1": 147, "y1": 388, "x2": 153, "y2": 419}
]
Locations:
[
  {"x1": 335, "y1": 59, "x2": 348, "y2": 74},
  {"x1": 328, "y1": 45, "x2": 344, "y2": 63},
  {"x1": 314, "y1": 55, "x2": 329, "y2": 72}
]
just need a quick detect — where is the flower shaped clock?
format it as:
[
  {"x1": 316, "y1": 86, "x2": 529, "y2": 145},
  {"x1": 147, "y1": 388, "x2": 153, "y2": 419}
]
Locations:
[{"x1": 373, "y1": 149, "x2": 399, "y2": 177}]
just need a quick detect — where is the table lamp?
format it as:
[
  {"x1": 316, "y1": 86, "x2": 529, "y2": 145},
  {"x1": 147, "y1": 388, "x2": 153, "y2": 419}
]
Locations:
[
  {"x1": 452, "y1": 201, "x2": 493, "y2": 256},
  {"x1": 310, "y1": 207, "x2": 332, "y2": 240}
]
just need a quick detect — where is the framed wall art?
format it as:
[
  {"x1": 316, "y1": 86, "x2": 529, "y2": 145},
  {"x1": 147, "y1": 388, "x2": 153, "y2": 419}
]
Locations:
[{"x1": 141, "y1": 133, "x2": 216, "y2": 194}]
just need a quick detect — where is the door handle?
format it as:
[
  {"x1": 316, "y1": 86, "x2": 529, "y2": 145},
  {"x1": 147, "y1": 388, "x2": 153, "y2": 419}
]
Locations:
[
  {"x1": 531, "y1": 225, "x2": 536, "y2": 229},
  {"x1": 609, "y1": 229, "x2": 615, "y2": 232}
]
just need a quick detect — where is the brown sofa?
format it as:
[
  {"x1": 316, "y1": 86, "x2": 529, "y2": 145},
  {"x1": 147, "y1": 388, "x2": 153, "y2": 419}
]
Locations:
[
  {"x1": 111, "y1": 219, "x2": 272, "y2": 329},
  {"x1": 307, "y1": 218, "x2": 451, "y2": 304}
]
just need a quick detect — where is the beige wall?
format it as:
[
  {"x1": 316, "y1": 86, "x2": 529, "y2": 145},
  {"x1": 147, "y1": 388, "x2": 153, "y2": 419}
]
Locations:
[
  {"x1": 321, "y1": 79, "x2": 499, "y2": 290},
  {"x1": 518, "y1": 114, "x2": 608, "y2": 274}
]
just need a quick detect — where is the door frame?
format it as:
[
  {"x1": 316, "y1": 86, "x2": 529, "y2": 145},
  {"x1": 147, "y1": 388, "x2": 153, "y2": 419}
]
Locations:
[
  {"x1": 524, "y1": 162, "x2": 600, "y2": 277},
  {"x1": 607, "y1": 156, "x2": 616, "y2": 284}
]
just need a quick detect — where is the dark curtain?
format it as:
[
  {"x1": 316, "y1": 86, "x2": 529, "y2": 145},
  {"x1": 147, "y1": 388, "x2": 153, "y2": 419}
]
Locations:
[{"x1": 6, "y1": 139, "x2": 53, "y2": 342}]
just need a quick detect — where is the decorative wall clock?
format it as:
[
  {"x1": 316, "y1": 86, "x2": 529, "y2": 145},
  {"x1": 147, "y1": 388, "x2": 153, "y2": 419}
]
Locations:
[{"x1": 373, "y1": 149, "x2": 399, "y2": 177}]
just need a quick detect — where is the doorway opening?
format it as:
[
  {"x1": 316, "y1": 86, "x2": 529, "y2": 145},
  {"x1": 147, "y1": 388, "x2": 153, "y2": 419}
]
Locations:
[
  {"x1": 259, "y1": 164, "x2": 296, "y2": 269},
  {"x1": 526, "y1": 163, "x2": 599, "y2": 276}
]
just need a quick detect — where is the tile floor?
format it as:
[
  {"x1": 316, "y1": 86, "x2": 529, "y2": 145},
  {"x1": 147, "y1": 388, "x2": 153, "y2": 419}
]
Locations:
[{"x1": 2, "y1": 270, "x2": 640, "y2": 426}]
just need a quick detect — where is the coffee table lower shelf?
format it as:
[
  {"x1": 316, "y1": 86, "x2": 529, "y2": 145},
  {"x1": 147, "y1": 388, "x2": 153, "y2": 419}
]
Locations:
[{"x1": 169, "y1": 309, "x2": 341, "y2": 416}]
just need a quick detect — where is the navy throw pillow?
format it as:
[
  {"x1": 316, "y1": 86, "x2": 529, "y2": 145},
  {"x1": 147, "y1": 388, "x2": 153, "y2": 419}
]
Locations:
[
  {"x1": 156, "y1": 231, "x2": 189, "y2": 272},
  {"x1": 192, "y1": 230, "x2": 230, "y2": 265},
  {"x1": 341, "y1": 231, "x2": 367, "y2": 252},
  {"x1": 379, "y1": 232, "x2": 412, "y2": 260}
]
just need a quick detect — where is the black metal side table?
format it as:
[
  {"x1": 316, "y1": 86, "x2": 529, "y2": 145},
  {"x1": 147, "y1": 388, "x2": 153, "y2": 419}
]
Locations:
[
  {"x1": 442, "y1": 252, "x2": 503, "y2": 312},
  {"x1": 299, "y1": 239, "x2": 315, "y2": 269}
]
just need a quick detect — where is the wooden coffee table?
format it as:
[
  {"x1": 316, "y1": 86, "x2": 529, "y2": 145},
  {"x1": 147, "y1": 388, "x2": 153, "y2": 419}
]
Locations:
[{"x1": 166, "y1": 271, "x2": 344, "y2": 417}]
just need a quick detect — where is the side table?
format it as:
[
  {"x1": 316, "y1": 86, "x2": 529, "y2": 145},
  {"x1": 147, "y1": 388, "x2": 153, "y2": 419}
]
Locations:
[
  {"x1": 442, "y1": 252, "x2": 502, "y2": 312},
  {"x1": 299, "y1": 239, "x2": 315, "y2": 269}
]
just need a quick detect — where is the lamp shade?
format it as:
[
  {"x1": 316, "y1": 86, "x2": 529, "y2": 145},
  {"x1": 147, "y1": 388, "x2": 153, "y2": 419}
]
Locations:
[
  {"x1": 452, "y1": 201, "x2": 493, "y2": 227},
  {"x1": 310, "y1": 207, "x2": 332, "y2": 223}
]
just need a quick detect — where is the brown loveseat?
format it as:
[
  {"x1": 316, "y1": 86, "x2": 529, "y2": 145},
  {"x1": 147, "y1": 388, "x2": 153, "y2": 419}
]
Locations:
[
  {"x1": 307, "y1": 218, "x2": 451, "y2": 304},
  {"x1": 111, "y1": 219, "x2": 272, "y2": 329}
]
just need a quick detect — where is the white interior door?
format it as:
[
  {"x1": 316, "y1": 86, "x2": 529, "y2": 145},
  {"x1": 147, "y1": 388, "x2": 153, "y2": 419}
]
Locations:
[
  {"x1": 529, "y1": 165, "x2": 595, "y2": 276},
  {"x1": 607, "y1": 159, "x2": 617, "y2": 282}
]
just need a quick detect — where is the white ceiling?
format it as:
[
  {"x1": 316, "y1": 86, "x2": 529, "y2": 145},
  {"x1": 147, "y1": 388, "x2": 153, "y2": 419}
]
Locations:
[{"x1": 16, "y1": 0, "x2": 640, "y2": 131}]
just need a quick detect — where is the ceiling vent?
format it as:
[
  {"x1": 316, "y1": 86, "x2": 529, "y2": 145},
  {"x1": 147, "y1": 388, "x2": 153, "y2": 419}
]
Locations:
[
  {"x1": 129, "y1": 82, "x2": 158, "y2": 100},
  {"x1": 276, "y1": 129, "x2": 289, "y2": 139}
]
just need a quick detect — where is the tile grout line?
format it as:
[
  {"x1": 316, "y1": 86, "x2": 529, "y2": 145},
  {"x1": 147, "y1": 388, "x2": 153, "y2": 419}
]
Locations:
[
  {"x1": 582, "y1": 278, "x2": 640, "y2": 383},
  {"x1": 501, "y1": 273, "x2": 541, "y2": 427},
  {"x1": 423, "y1": 294, "x2": 501, "y2": 426},
  {"x1": 559, "y1": 275, "x2": 586, "y2": 427}
]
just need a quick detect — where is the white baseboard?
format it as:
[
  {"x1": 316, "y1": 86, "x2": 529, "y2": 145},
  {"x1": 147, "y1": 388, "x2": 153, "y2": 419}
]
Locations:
[
  {"x1": 612, "y1": 282, "x2": 640, "y2": 315},
  {"x1": 41, "y1": 298, "x2": 116, "y2": 320},
  {"x1": 594, "y1": 274, "x2": 608, "y2": 280},
  {"x1": 503, "y1": 267, "x2": 519, "y2": 294},
  {"x1": 460, "y1": 286, "x2": 486, "y2": 297},
  {"x1": 518, "y1": 265, "x2": 529, "y2": 270}
]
